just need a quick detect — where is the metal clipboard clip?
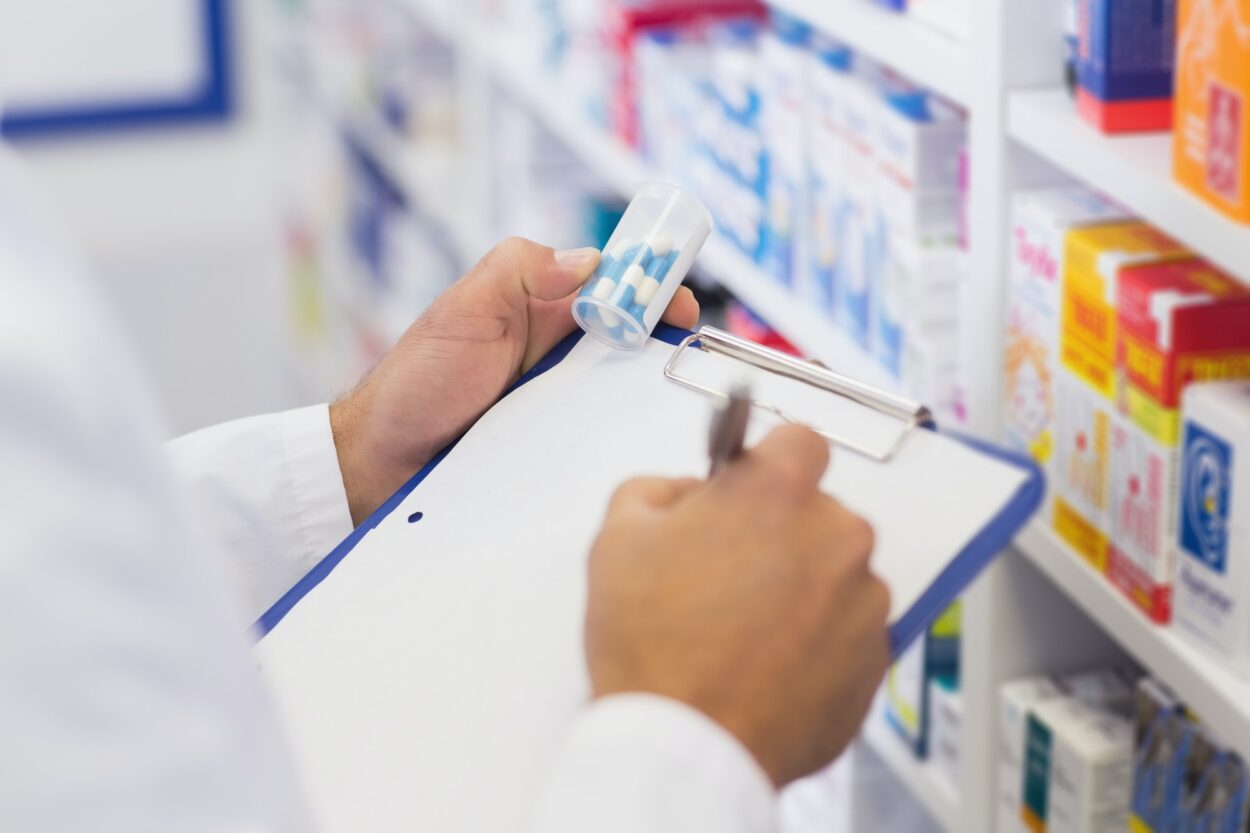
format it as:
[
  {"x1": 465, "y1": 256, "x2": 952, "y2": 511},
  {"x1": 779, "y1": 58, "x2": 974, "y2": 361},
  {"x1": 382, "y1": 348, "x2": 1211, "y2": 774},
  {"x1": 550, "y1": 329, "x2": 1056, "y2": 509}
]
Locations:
[{"x1": 664, "y1": 326, "x2": 934, "y2": 462}]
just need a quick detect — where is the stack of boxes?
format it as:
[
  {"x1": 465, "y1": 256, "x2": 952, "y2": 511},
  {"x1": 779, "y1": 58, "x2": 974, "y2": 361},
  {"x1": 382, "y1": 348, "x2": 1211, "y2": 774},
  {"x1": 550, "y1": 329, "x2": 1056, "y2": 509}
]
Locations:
[
  {"x1": 1006, "y1": 188, "x2": 1250, "y2": 626},
  {"x1": 884, "y1": 602, "x2": 960, "y2": 759},
  {"x1": 1053, "y1": 222, "x2": 1190, "y2": 579}
]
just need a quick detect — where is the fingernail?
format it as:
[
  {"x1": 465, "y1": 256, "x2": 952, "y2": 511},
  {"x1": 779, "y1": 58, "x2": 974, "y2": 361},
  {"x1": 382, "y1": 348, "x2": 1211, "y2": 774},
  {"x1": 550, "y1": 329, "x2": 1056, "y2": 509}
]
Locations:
[{"x1": 555, "y1": 247, "x2": 600, "y2": 269}]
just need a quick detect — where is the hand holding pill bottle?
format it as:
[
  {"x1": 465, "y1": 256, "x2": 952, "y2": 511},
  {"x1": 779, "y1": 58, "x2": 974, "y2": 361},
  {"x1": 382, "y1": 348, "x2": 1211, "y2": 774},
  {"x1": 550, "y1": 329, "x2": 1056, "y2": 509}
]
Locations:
[{"x1": 573, "y1": 183, "x2": 714, "y2": 349}]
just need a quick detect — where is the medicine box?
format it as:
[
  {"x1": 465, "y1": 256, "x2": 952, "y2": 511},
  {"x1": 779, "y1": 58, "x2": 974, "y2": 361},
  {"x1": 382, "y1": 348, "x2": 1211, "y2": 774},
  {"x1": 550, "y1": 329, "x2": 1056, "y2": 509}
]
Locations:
[
  {"x1": 1128, "y1": 677, "x2": 1201, "y2": 832},
  {"x1": 1109, "y1": 261, "x2": 1250, "y2": 622},
  {"x1": 928, "y1": 674, "x2": 961, "y2": 794},
  {"x1": 1173, "y1": 0, "x2": 1250, "y2": 224},
  {"x1": 1054, "y1": 223, "x2": 1189, "y2": 572},
  {"x1": 1075, "y1": 0, "x2": 1177, "y2": 133},
  {"x1": 829, "y1": 56, "x2": 883, "y2": 349},
  {"x1": 1021, "y1": 695, "x2": 1134, "y2": 833},
  {"x1": 885, "y1": 601, "x2": 960, "y2": 757},
  {"x1": 805, "y1": 37, "x2": 853, "y2": 314},
  {"x1": 998, "y1": 668, "x2": 1135, "y2": 833},
  {"x1": 1174, "y1": 382, "x2": 1250, "y2": 675},
  {"x1": 1004, "y1": 187, "x2": 1129, "y2": 484},
  {"x1": 757, "y1": 12, "x2": 810, "y2": 288}
]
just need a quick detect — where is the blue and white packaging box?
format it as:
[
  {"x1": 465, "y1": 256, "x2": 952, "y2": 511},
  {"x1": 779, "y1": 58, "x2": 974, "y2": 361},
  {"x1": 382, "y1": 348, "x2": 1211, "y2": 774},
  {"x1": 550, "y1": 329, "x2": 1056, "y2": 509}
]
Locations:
[
  {"x1": 757, "y1": 12, "x2": 811, "y2": 289},
  {"x1": 694, "y1": 19, "x2": 767, "y2": 261},
  {"x1": 830, "y1": 56, "x2": 884, "y2": 349},
  {"x1": 804, "y1": 37, "x2": 853, "y2": 315},
  {"x1": 1174, "y1": 381, "x2": 1250, "y2": 678}
]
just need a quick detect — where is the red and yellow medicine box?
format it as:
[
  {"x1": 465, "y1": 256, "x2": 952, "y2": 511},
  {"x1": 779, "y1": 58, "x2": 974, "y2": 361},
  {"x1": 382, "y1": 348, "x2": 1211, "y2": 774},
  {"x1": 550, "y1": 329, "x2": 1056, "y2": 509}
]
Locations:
[
  {"x1": 1174, "y1": 0, "x2": 1250, "y2": 224},
  {"x1": 1109, "y1": 259, "x2": 1250, "y2": 622},
  {"x1": 1060, "y1": 223, "x2": 1190, "y2": 401}
]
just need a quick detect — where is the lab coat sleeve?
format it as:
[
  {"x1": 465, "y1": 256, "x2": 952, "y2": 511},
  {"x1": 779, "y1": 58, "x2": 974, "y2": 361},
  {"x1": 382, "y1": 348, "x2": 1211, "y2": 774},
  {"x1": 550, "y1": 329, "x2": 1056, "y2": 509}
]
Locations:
[
  {"x1": 534, "y1": 694, "x2": 778, "y2": 833},
  {"x1": 165, "y1": 404, "x2": 355, "y2": 625}
]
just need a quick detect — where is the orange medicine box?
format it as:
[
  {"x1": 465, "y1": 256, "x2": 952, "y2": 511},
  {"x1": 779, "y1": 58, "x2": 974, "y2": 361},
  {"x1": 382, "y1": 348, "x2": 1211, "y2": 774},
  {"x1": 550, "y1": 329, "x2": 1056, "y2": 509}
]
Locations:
[
  {"x1": 1054, "y1": 223, "x2": 1189, "y2": 571},
  {"x1": 1173, "y1": 0, "x2": 1250, "y2": 224},
  {"x1": 1109, "y1": 260, "x2": 1250, "y2": 622}
]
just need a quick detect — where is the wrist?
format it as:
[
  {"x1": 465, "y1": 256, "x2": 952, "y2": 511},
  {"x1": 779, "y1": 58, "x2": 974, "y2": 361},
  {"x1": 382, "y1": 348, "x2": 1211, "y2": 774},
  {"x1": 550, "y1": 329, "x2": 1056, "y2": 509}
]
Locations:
[{"x1": 329, "y1": 392, "x2": 393, "y2": 526}]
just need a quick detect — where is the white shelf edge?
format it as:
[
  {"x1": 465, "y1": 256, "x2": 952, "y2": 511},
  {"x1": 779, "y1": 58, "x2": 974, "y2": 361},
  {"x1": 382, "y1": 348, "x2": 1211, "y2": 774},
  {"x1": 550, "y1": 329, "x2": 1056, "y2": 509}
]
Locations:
[
  {"x1": 860, "y1": 709, "x2": 961, "y2": 832},
  {"x1": 1008, "y1": 88, "x2": 1250, "y2": 286},
  {"x1": 1015, "y1": 520, "x2": 1250, "y2": 761},
  {"x1": 769, "y1": 0, "x2": 973, "y2": 107}
]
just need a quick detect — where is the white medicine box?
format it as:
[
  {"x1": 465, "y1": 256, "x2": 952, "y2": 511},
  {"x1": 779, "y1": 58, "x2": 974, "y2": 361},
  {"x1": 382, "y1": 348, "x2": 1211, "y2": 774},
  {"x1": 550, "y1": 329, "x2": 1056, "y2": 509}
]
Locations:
[
  {"x1": 1174, "y1": 381, "x2": 1250, "y2": 676},
  {"x1": 1021, "y1": 695, "x2": 1133, "y2": 833},
  {"x1": 1004, "y1": 186, "x2": 1128, "y2": 480}
]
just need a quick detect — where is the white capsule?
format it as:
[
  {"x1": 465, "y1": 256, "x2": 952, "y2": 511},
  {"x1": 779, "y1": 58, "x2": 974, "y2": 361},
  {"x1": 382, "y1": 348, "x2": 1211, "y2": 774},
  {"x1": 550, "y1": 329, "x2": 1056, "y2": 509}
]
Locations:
[
  {"x1": 599, "y1": 308, "x2": 622, "y2": 327},
  {"x1": 619, "y1": 264, "x2": 645, "y2": 289},
  {"x1": 592, "y1": 277, "x2": 617, "y2": 300},
  {"x1": 635, "y1": 276, "x2": 662, "y2": 306},
  {"x1": 646, "y1": 233, "x2": 674, "y2": 257},
  {"x1": 608, "y1": 240, "x2": 634, "y2": 260}
]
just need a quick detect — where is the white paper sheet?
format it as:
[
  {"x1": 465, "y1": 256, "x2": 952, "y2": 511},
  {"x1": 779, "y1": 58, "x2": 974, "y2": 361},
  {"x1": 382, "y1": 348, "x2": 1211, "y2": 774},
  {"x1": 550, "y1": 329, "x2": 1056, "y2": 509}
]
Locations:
[{"x1": 256, "y1": 335, "x2": 1028, "y2": 833}]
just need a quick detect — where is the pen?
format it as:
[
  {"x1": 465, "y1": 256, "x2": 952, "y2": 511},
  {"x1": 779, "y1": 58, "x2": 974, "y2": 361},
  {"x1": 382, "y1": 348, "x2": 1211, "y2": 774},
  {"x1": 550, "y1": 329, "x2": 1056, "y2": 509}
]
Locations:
[{"x1": 708, "y1": 384, "x2": 751, "y2": 477}]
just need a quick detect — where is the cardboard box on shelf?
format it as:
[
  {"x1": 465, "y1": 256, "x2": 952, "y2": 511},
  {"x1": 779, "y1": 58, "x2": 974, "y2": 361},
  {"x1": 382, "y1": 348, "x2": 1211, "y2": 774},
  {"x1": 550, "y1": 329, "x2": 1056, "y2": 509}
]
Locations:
[
  {"x1": 1173, "y1": 0, "x2": 1250, "y2": 224},
  {"x1": 1075, "y1": 0, "x2": 1177, "y2": 133},
  {"x1": 1053, "y1": 222, "x2": 1189, "y2": 571},
  {"x1": 1004, "y1": 187, "x2": 1130, "y2": 491},
  {"x1": 1109, "y1": 260, "x2": 1250, "y2": 623},
  {"x1": 1174, "y1": 381, "x2": 1250, "y2": 674}
]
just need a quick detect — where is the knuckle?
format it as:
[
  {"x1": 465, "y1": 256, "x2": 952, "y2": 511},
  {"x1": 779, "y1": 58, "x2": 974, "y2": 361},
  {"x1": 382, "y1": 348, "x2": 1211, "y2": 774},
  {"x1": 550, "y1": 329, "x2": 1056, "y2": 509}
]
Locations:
[{"x1": 870, "y1": 574, "x2": 891, "y2": 621}]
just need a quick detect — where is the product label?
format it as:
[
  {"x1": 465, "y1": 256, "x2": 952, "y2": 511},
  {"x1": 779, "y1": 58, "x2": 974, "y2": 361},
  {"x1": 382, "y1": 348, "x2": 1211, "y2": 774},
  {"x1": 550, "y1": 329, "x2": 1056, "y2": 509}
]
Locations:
[
  {"x1": 1023, "y1": 713, "x2": 1053, "y2": 833},
  {"x1": 1208, "y1": 81, "x2": 1244, "y2": 203},
  {"x1": 1180, "y1": 420, "x2": 1234, "y2": 575}
]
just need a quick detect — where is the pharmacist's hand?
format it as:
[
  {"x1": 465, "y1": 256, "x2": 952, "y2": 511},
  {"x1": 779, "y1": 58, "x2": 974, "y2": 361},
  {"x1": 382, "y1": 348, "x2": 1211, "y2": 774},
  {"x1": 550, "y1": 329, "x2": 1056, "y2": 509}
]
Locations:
[
  {"x1": 330, "y1": 237, "x2": 700, "y2": 524},
  {"x1": 585, "y1": 425, "x2": 891, "y2": 787}
]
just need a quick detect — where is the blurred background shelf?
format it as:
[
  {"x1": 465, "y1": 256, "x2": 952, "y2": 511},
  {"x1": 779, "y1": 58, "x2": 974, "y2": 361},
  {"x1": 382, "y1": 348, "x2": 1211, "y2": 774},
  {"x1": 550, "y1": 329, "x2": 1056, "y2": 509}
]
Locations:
[{"x1": 1009, "y1": 88, "x2": 1250, "y2": 286}]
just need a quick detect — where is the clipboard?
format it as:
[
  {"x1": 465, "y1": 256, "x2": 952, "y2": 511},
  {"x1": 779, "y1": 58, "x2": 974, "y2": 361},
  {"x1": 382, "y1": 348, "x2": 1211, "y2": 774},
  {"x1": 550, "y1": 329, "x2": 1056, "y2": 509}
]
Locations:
[
  {"x1": 258, "y1": 323, "x2": 1043, "y2": 653},
  {"x1": 253, "y1": 323, "x2": 1043, "y2": 833}
]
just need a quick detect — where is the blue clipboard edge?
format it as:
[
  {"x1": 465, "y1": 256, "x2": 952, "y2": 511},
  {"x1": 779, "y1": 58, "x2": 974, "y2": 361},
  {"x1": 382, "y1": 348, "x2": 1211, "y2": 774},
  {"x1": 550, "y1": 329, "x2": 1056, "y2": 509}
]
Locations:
[
  {"x1": 0, "y1": 0, "x2": 233, "y2": 140},
  {"x1": 887, "y1": 434, "x2": 1045, "y2": 657},
  {"x1": 256, "y1": 324, "x2": 1046, "y2": 650},
  {"x1": 256, "y1": 323, "x2": 688, "y2": 636}
]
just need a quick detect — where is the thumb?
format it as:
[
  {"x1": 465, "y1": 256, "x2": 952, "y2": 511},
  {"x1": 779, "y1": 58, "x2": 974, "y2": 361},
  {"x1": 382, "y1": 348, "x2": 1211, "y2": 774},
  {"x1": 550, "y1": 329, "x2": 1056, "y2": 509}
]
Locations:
[{"x1": 471, "y1": 237, "x2": 600, "y2": 306}]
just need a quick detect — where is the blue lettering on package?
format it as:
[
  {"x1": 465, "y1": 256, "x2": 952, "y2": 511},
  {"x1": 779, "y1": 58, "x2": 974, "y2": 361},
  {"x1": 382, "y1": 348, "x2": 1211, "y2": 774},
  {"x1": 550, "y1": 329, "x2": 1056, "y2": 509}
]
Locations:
[{"x1": 1180, "y1": 421, "x2": 1233, "y2": 575}]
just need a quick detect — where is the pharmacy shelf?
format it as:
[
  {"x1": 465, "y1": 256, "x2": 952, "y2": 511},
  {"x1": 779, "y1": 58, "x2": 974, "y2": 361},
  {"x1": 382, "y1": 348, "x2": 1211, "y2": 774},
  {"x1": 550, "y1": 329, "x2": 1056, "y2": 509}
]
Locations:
[
  {"x1": 1008, "y1": 88, "x2": 1250, "y2": 286},
  {"x1": 769, "y1": 0, "x2": 973, "y2": 108},
  {"x1": 1015, "y1": 521, "x2": 1250, "y2": 761},
  {"x1": 860, "y1": 707, "x2": 960, "y2": 832},
  {"x1": 469, "y1": 33, "x2": 902, "y2": 392}
]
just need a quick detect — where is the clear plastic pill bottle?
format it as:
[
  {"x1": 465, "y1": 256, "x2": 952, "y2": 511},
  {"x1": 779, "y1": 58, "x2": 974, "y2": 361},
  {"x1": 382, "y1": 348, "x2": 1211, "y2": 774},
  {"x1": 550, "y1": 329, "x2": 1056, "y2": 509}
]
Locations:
[{"x1": 572, "y1": 182, "x2": 714, "y2": 349}]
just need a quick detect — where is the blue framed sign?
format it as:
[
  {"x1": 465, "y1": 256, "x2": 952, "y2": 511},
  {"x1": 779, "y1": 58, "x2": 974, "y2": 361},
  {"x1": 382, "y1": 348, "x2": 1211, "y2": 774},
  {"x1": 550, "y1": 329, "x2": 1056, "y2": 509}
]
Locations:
[{"x1": 0, "y1": 0, "x2": 233, "y2": 140}]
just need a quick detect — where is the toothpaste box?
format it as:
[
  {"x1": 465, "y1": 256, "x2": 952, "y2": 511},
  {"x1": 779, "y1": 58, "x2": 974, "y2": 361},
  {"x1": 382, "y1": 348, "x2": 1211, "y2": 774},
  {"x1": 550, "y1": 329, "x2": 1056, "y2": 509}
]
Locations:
[
  {"x1": 1173, "y1": 0, "x2": 1250, "y2": 225},
  {"x1": 757, "y1": 11, "x2": 811, "y2": 288},
  {"x1": 1076, "y1": 0, "x2": 1177, "y2": 133},
  {"x1": 1174, "y1": 381, "x2": 1250, "y2": 675},
  {"x1": 998, "y1": 668, "x2": 1136, "y2": 833},
  {"x1": 1005, "y1": 187, "x2": 1130, "y2": 485},
  {"x1": 1109, "y1": 260, "x2": 1250, "y2": 622},
  {"x1": 1022, "y1": 694, "x2": 1134, "y2": 833},
  {"x1": 1054, "y1": 223, "x2": 1189, "y2": 570}
]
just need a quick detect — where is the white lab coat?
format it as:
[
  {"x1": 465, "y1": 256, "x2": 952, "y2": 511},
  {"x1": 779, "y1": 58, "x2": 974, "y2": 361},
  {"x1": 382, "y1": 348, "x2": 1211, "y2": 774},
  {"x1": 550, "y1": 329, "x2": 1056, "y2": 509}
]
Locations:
[{"x1": 0, "y1": 146, "x2": 776, "y2": 832}]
